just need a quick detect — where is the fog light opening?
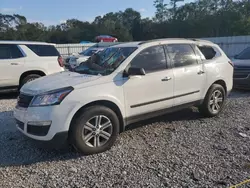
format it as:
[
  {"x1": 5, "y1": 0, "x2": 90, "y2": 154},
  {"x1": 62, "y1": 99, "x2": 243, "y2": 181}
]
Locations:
[{"x1": 27, "y1": 121, "x2": 52, "y2": 126}]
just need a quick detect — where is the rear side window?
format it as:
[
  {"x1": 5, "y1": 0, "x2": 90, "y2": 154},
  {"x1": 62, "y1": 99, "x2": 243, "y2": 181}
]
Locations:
[
  {"x1": 26, "y1": 44, "x2": 60, "y2": 57},
  {"x1": 198, "y1": 45, "x2": 221, "y2": 60},
  {"x1": 166, "y1": 44, "x2": 198, "y2": 68},
  {"x1": 130, "y1": 45, "x2": 167, "y2": 73},
  {"x1": 0, "y1": 44, "x2": 23, "y2": 59}
]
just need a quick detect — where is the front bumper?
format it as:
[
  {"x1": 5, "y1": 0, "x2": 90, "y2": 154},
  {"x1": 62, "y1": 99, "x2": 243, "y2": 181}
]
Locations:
[
  {"x1": 13, "y1": 103, "x2": 76, "y2": 141},
  {"x1": 233, "y1": 76, "x2": 250, "y2": 89}
]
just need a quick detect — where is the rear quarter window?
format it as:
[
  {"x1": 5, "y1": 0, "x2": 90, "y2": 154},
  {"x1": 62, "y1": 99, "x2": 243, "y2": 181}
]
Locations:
[
  {"x1": 26, "y1": 44, "x2": 60, "y2": 57},
  {"x1": 197, "y1": 45, "x2": 221, "y2": 60}
]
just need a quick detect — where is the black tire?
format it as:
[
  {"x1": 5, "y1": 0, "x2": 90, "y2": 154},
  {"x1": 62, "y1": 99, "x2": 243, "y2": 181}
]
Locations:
[
  {"x1": 199, "y1": 84, "x2": 226, "y2": 117},
  {"x1": 21, "y1": 74, "x2": 41, "y2": 87},
  {"x1": 69, "y1": 105, "x2": 120, "y2": 155}
]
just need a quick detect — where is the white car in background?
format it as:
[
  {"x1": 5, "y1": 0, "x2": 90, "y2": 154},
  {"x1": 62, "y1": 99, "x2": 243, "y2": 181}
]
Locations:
[
  {"x1": 0, "y1": 41, "x2": 64, "y2": 93},
  {"x1": 68, "y1": 47, "x2": 105, "y2": 69},
  {"x1": 65, "y1": 42, "x2": 122, "y2": 69}
]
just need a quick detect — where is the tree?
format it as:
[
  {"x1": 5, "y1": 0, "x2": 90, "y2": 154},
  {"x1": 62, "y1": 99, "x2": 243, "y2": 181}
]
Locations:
[
  {"x1": 153, "y1": 0, "x2": 169, "y2": 22},
  {"x1": 1, "y1": 1, "x2": 250, "y2": 43},
  {"x1": 169, "y1": 0, "x2": 184, "y2": 19}
]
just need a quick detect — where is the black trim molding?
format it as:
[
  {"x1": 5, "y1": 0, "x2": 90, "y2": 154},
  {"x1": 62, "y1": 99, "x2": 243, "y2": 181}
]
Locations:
[
  {"x1": 126, "y1": 100, "x2": 203, "y2": 125},
  {"x1": 130, "y1": 90, "x2": 200, "y2": 108}
]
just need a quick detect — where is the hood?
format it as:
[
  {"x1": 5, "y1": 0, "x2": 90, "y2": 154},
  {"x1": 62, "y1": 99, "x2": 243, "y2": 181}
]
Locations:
[
  {"x1": 231, "y1": 58, "x2": 250, "y2": 68},
  {"x1": 21, "y1": 71, "x2": 101, "y2": 95}
]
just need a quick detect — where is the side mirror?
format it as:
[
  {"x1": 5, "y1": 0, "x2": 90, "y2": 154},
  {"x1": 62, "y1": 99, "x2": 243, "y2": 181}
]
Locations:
[
  {"x1": 234, "y1": 54, "x2": 238, "y2": 59},
  {"x1": 125, "y1": 67, "x2": 146, "y2": 76}
]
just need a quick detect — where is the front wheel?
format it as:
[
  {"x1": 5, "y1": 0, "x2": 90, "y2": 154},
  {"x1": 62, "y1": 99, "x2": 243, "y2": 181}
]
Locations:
[
  {"x1": 199, "y1": 84, "x2": 226, "y2": 117},
  {"x1": 69, "y1": 106, "x2": 120, "y2": 155}
]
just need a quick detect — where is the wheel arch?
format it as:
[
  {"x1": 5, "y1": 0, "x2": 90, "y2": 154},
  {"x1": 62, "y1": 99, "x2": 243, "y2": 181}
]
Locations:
[
  {"x1": 212, "y1": 79, "x2": 227, "y2": 95},
  {"x1": 19, "y1": 70, "x2": 46, "y2": 85},
  {"x1": 69, "y1": 100, "x2": 125, "y2": 133}
]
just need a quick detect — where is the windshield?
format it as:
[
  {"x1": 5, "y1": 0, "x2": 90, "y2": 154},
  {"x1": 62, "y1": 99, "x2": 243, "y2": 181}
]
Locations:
[
  {"x1": 79, "y1": 48, "x2": 98, "y2": 56},
  {"x1": 235, "y1": 47, "x2": 250, "y2": 60},
  {"x1": 75, "y1": 47, "x2": 137, "y2": 76}
]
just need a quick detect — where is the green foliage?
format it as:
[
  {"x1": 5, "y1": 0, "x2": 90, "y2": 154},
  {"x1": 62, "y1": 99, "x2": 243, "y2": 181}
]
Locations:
[{"x1": 1, "y1": 1, "x2": 250, "y2": 43}]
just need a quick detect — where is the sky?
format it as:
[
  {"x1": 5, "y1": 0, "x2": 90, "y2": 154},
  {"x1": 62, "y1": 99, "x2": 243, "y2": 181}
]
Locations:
[{"x1": 0, "y1": 0, "x2": 193, "y2": 26}]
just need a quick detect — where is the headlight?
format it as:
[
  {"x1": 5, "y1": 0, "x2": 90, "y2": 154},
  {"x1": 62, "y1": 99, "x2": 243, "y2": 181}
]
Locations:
[{"x1": 30, "y1": 87, "x2": 73, "y2": 107}]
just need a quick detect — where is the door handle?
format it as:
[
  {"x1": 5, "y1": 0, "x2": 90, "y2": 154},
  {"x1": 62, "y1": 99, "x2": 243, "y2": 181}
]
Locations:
[
  {"x1": 11, "y1": 63, "x2": 19, "y2": 65},
  {"x1": 197, "y1": 70, "x2": 205, "y2": 75},
  {"x1": 161, "y1": 76, "x2": 172, "y2": 81}
]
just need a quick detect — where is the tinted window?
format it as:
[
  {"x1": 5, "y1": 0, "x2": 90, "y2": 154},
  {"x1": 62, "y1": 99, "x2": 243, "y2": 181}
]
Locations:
[
  {"x1": 0, "y1": 45, "x2": 11, "y2": 59},
  {"x1": 235, "y1": 47, "x2": 250, "y2": 60},
  {"x1": 26, "y1": 45, "x2": 60, "y2": 57},
  {"x1": 0, "y1": 44, "x2": 23, "y2": 59},
  {"x1": 10, "y1": 45, "x2": 24, "y2": 58},
  {"x1": 198, "y1": 45, "x2": 221, "y2": 60},
  {"x1": 130, "y1": 46, "x2": 167, "y2": 73},
  {"x1": 166, "y1": 44, "x2": 198, "y2": 68}
]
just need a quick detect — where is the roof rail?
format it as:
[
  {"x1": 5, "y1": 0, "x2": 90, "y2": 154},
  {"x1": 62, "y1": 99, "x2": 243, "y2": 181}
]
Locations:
[
  {"x1": 139, "y1": 38, "x2": 176, "y2": 45},
  {"x1": 138, "y1": 38, "x2": 191, "y2": 45},
  {"x1": 186, "y1": 38, "x2": 213, "y2": 43}
]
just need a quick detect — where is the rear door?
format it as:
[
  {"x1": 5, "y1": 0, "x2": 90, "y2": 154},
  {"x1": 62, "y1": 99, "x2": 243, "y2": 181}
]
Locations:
[
  {"x1": 165, "y1": 43, "x2": 206, "y2": 106},
  {"x1": 25, "y1": 44, "x2": 63, "y2": 74},
  {"x1": 0, "y1": 44, "x2": 25, "y2": 87}
]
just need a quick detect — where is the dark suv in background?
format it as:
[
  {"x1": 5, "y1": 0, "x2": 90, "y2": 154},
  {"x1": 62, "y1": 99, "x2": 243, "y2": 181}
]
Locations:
[{"x1": 232, "y1": 47, "x2": 250, "y2": 89}]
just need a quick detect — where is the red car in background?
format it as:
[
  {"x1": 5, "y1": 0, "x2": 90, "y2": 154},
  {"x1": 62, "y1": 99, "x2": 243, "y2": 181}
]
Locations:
[{"x1": 95, "y1": 35, "x2": 118, "y2": 42}]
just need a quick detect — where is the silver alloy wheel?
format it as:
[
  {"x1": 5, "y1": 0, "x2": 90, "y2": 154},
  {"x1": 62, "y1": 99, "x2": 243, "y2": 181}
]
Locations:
[
  {"x1": 209, "y1": 90, "x2": 223, "y2": 113},
  {"x1": 82, "y1": 115, "x2": 113, "y2": 148}
]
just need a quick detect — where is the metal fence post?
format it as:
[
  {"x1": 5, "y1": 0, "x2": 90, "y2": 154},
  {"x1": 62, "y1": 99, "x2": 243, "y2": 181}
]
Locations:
[{"x1": 67, "y1": 46, "x2": 70, "y2": 56}]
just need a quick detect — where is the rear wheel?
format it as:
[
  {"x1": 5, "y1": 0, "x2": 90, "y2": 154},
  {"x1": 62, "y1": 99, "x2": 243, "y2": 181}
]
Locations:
[
  {"x1": 199, "y1": 84, "x2": 226, "y2": 117},
  {"x1": 69, "y1": 106, "x2": 120, "y2": 155},
  {"x1": 21, "y1": 74, "x2": 41, "y2": 87}
]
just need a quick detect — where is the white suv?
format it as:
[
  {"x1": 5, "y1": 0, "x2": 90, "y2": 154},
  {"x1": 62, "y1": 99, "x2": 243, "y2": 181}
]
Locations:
[
  {"x1": 0, "y1": 41, "x2": 64, "y2": 92},
  {"x1": 14, "y1": 38, "x2": 233, "y2": 155}
]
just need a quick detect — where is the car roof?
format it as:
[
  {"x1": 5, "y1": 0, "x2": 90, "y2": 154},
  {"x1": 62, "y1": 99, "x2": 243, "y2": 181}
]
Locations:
[
  {"x1": 112, "y1": 38, "x2": 215, "y2": 48},
  {"x1": 112, "y1": 42, "x2": 142, "y2": 48},
  {"x1": 0, "y1": 40, "x2": 56, "y2": 45}
]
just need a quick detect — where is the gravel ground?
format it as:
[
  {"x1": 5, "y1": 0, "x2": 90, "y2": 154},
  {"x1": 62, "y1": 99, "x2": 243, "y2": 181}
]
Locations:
[{"x1": 0, "y1": 91, "x2": 250, "y2": 188}]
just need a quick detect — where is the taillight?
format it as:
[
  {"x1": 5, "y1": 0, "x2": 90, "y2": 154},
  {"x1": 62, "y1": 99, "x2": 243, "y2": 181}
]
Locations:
[
  {"x1": 228, "y1": 60, "x2": 234, "y2": 67},
  {"x1": 58, "y1": 56, "x2": 64, "y2": 67}
]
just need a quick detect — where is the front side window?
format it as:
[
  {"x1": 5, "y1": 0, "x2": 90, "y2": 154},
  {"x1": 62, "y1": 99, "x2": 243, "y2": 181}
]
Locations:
[
  {"x1": 129, "y1": 45, "x2": 167, "y2": 73},
  {"x1": 0, "y1": 45, "x2": 11, "y2": 59},
  {"x1": 74, "y1": 47, "x2": 137, "y2": 76},
  {"x1": 235, "y1": 47, "x2": 250, "y2": 60},
  {"x1": 26, "y1": 44, "x2": 60, "y2": 57},
  {"x1": 166, "y1": 44, "x2": 198, "y2": 68},
  {"x1": 0, "y1": 44, "x2": 23, "y2": 59}
]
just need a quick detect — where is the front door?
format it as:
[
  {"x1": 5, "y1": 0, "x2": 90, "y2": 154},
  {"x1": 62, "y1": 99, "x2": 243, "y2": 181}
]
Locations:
[
  {"x1": 123, "y1": 45, "x2": 174, "y2": 120},
  {"x1": 165, "y1": 43, "x2": 206, "y2": 106},
  {"x1": 0, "y1": 44, "x2": 25, "y2": 87}
]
